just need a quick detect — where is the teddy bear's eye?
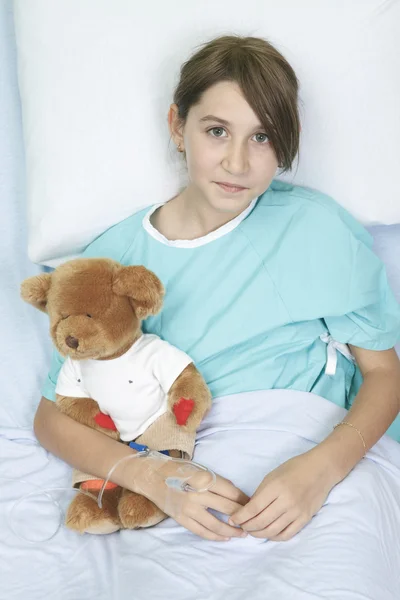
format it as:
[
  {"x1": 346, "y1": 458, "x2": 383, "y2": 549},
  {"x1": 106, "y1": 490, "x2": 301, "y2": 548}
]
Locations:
[{"x1": 86, "y1": 314, "x2": 92, "y2": 318}]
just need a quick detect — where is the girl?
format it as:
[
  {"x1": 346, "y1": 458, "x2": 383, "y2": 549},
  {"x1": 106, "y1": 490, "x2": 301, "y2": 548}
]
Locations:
[{"x1": 34, "y1": 35, "x2": 400, "y2": 542}]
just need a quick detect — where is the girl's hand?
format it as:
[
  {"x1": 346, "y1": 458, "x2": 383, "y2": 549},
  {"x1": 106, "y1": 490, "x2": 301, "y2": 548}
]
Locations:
[
  {"x1": 229, "y1": 449, "x2": 339, "y2": 541},
  {"x1": 131, "y1": 452, "x2": 251, "y2": 542}
]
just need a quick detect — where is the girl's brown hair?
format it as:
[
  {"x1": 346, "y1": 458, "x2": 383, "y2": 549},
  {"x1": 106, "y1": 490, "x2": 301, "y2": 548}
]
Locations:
[{"x1": 173, "y1": 35, "x2": 301, "y2": 173}]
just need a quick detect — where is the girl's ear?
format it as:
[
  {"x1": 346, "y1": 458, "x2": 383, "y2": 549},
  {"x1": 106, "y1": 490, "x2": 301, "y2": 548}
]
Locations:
[
  {"x1": 20, "y1": 273, "x2": 52, "y2": 313},
  {"x1": 168, "y1": 103, "x2": 185, "y2": 150},
  {"x1": 112, "y1": 265, "x2": 165, "y2": 319}
]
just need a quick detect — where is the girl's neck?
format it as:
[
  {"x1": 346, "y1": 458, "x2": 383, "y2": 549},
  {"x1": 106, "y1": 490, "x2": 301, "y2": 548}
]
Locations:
[{"x1": 151, "y1": 185, "x2": 249, "y2": 241}]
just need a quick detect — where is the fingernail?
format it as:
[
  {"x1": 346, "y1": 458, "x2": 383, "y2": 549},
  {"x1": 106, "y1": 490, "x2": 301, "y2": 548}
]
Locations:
[
  {"x1": 240, "y1": 530, "x2": 248, "y2": 537},
  {"x1": 228, "y1": 518, "x2": 235, "y2": 526},
  {"x1": 222, "y1": 537, "x2": 230, "y2": 541}
]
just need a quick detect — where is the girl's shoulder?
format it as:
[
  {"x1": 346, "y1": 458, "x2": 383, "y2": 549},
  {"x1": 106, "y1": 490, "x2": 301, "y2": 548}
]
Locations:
[
  {"x1": 251, "y1": 179, "x2": 372, "y2": 248},
  {"x1": 82, "y1": 205, "x2": 151, "y2": 262}
]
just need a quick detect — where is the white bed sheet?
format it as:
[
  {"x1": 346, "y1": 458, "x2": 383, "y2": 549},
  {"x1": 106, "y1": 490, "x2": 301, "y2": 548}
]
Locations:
[{"x1": 1, "y1": 390, "x2": 400, "y2": 600}]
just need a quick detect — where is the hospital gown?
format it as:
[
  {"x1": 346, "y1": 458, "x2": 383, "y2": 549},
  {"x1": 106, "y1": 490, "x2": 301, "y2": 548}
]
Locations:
[{"x1": 42, "y1": 180, "x2": 400, "y2": 441}]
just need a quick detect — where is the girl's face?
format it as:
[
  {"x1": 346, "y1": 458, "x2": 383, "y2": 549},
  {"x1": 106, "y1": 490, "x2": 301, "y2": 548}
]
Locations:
[{"x1": 169, "y1": 80, "x2": 279, "y2": 215}]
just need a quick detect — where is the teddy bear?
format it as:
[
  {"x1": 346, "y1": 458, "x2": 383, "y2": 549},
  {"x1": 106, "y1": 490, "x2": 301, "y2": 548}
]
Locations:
[{"x1": 21, "y1": 257, "x2": 212, "y2": 535}]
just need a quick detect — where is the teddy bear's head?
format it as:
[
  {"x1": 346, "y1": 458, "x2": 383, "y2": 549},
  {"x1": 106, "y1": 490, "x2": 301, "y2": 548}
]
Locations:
[{"x1": 20, "y1": 258, "x2": 164, "y2": 360}]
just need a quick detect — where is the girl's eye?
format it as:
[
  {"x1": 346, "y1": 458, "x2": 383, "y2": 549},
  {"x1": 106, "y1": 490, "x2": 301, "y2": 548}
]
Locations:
[
  {"x1": 61, "y1": 315, "x2": 69, "y2": 320},
  {"x1": 208, "y1": 127, "x2": 227, "y2": 138},
  {"x1": 208, "y1": 127, "x2": 269, "y2": 144},
  {"x1": 253, "y1": 133, "x2": 269, "y2": 144}
]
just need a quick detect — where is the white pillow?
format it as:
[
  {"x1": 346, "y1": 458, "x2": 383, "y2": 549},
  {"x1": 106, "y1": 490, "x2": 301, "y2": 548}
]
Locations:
[{"x1": 13, "y1": 0, "x2": 400, "y2": 266}]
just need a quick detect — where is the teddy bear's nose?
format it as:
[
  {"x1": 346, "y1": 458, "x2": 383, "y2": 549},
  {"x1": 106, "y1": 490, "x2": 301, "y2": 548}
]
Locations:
[{"x1": 65, "y1": 335, "x2": 79, "y2": 349}]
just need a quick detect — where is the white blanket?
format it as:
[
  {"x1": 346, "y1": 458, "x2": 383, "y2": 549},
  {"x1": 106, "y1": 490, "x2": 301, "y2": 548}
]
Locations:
[{"x1": 1, "y1": 389, "x2": 400, "y2": 600}]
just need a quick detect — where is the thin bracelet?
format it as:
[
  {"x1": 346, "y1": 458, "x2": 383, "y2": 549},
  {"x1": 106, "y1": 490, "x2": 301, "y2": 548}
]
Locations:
[{"x1": 333, "y1": 421, "x2": 367, "y2": 456}]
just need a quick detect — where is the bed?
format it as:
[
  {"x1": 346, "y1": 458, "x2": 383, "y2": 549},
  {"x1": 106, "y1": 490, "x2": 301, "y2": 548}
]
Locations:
[
  {"x1": 2, "y1": 390, "x2": 400, "y2": 600},
  {"x1": 1, "y1": 1, "x2": 400, "y2": 598}
]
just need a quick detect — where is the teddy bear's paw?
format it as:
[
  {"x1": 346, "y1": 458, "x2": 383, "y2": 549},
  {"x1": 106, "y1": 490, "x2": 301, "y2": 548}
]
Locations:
[
  {"x1": 118, "y1": 489, "x2": 167, "y2": 529},
  {"x1": 65, "y1": 486, "x2": 123, "y2": 535},
  {"x1": 84, "y1": 520, "x2": 121, "y2": 535}
]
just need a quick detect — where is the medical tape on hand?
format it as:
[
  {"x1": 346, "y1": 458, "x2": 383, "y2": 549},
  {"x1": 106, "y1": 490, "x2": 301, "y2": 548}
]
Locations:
[{"x1": 98, "y1": 449, "x2": 216, "y2": 517}]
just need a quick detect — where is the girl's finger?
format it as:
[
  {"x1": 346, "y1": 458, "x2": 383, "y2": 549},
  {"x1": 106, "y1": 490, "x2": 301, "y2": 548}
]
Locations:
[
  {"x1": 196, "y1": 509, "x2": 248, "y2": 539},
  {"x1": 229, "y1": 489, "x2": 277, "y2": 526},
  {"x1": 190, "y1": 490, "x2": 249, "y2": 517},
  {"x1": 185, "y1": 501, "x2": 247, "y2": 538},
  {"x1": 178, "y1": 514, "x2": 240, "y2": 542},
  {"x1": 269, "y1": 517, "x2": 309, "y2": 542},
  {"x1": 239, "y1": 499, "x2": 285, "y2": 532},
  {"x1": 177, "y1": 510, "x2": 247, "y2": 542},
  {"x1": 248, "y1": 512, "x2": 293, "y2": 539},
  {"x1": 210, "y1": 475, "x2": 250, "y2": 505}
]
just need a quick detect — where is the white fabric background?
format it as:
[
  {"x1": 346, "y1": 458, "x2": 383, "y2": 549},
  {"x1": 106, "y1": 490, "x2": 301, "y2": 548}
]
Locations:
[
  {"x1": 12, "y1": 0, "x2": 400, "y2": 265},
  {"x1": 0, "y1": 0, "x2": 51, "y2": 429}
]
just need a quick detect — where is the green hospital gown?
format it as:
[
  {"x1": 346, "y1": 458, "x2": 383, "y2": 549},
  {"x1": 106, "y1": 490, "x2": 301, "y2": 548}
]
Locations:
[{"x1": 42, "y1": 180, "x2": 400, "y2": 441}]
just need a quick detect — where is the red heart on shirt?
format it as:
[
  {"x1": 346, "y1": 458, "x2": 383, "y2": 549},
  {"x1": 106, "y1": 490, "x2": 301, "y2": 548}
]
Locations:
[
  {"x1": 173, "y1": 398, "x2": 195, "y2": 426},
  {"x1": 95, "y1": 412, "x2": 117, "y2": 431}
]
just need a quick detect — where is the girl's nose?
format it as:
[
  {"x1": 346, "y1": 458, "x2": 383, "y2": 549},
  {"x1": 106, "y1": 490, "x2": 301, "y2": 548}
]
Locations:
[{"x1": 222, "y1": 142, "x2": 249, "y2": 175}]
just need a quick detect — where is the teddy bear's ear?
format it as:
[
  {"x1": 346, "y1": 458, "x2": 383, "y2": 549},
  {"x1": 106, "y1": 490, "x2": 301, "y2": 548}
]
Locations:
[
  {"x1": 112, "y1": 266, "x2": 165, "y2": 319},
  {"x1": 20, "y1": 273, "x2": 52, "y2": 313}
]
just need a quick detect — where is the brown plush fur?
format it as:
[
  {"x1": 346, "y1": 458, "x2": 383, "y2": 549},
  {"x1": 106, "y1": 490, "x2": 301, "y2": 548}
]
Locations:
[
  {"x1": 168, "y1": 363, "x2": 212, "y2": 431},
  {"x1": 21, "y1": 258, "x2": 212, "y2": 535}
]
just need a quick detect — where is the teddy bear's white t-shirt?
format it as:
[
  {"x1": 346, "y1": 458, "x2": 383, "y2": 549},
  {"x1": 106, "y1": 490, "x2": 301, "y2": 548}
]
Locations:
[{"x1": 55, "y1": 334, "x2": 193, "y2": 441}]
